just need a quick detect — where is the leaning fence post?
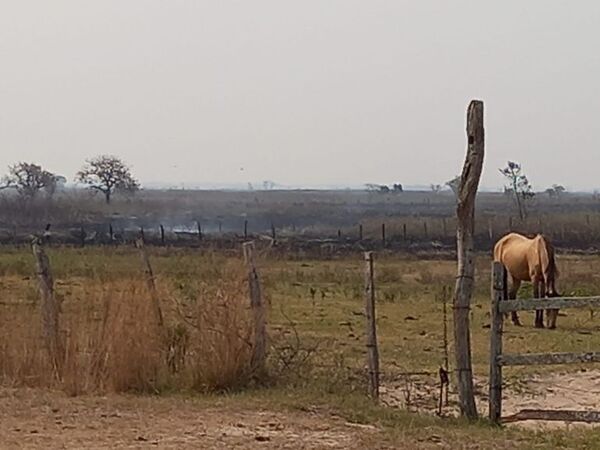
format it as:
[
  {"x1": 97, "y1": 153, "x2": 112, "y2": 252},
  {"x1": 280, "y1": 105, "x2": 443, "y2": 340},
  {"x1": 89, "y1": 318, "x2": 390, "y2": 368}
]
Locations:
[
  {"x1": 364, "y1": 251, "x2": 380, "y2": 400},
  {"x1": 243, "y1": 241, "x2": 267, "y2": 375},
  {"x1": 135, "y1": 238, "x2": 164, "y2": 328},
  {"x1": 453, "y1": 100, "x2": 485, "y2": 419},
  {"x1": 32, "y1": 238, "x2": 64, "y2": 379},
  {"x1": 489, "y1": 261, "x2": 506, "y2": 424}
]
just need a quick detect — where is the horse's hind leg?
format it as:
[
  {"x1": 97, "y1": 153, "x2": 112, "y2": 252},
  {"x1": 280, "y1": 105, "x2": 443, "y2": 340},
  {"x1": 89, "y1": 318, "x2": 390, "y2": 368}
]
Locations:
[
  {"x1": 534, "y1": 278, "x2": 545, "y2": 328},
  {"x1": 508, "y1": 278, "x2": 522, "y2": 326}
]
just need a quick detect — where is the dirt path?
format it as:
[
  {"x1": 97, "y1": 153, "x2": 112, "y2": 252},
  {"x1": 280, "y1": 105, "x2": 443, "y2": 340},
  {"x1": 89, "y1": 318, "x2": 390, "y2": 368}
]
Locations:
[
  {"x1": 382, "y1": 369, "x2": 600, "y2": 430},
  {"x1": 0, "y1": 388, "x2": 384, "y2": 449}
]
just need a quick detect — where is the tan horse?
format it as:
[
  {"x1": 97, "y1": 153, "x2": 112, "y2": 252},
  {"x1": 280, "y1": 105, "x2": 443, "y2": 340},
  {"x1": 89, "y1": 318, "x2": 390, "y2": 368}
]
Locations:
[{"x1": 493, "y1": 232, "x2": 559, "y2": 328}]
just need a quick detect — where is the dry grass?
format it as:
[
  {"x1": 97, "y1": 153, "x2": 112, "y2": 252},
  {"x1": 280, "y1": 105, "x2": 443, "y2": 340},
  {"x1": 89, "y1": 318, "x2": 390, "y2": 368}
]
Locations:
[{"x1": 0, "y1": 267, "x2": 258, "y2": 395}]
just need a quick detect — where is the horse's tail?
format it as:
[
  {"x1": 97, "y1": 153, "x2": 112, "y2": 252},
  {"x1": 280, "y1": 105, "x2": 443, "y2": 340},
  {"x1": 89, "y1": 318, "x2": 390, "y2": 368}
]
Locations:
[{"x1": 538, "y1": 234, "x2": 558, "y2": 292}]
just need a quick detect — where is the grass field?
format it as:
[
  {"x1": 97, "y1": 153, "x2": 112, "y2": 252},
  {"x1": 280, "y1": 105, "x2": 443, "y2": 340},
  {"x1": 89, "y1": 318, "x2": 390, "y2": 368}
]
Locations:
[{"x1": 2, "y1": 244, "x2": 600, "y2": 448}]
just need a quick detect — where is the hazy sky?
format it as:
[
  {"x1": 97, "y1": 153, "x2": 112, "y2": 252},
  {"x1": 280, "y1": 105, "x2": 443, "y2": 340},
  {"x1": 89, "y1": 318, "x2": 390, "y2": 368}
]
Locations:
[{"x1": 1, "y1": 1, "x2": 599, "y2": 190}]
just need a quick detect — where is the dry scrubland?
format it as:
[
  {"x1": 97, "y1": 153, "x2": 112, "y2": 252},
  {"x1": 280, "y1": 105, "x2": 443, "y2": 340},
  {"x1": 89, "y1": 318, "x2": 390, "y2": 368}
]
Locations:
[{"x1": 3, "y1": 245, "x2": 600, "y2": 448}]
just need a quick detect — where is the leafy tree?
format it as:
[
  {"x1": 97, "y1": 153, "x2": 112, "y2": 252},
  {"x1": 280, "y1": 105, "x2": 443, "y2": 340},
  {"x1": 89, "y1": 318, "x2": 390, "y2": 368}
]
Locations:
[
  {"x1": 545, "y1": 184, "x2": 566, "y2": 197},
  {"x1": 1, "y1": 162, "x2": 59, "y2": 199},
  {"x1": 76, "y1": 155, "x2": 139, "y2": 204},
  {"x1": 392, "y1": 183, "x2": 403, "y2": 193},
  {"x1": 446, "y1": 175, "x2": 461, "y2": 197},
  {"x1": 499, "y1": 161, "x2": 535, "y2": 220}
]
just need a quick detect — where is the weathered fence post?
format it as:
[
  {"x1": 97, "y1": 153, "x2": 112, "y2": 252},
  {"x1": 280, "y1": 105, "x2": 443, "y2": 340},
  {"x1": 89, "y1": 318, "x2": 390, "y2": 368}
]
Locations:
[
  {"x1": 140, "y1": 226, "x2": 145, "y2": 243},
  {"x1": 381, "y1": 223, "x2": 386, "y2": 247},
  {"x1": 109, "y1": 223, "x2": 114, "y2": 242},
  {"x1": 453, "y1": 100, "x2": 485, "y2": 419},
  {"x1": 243, "y1": 242, "x2": 267, "y2": 375},
  {"x1": 196, "y1": 220, "x2": 203, "y2": 241},
  {"x1": 337, "y1": 229, "x2": 342, "y2": 241},
  {"x1": 244, "y1": 220, "x2": 248, "y2": 240},
  {"x1": 135, "y1": 238, "x2": 164, "y2": 328},
  {"x1": 423, "y1": 221, "x2": 428, "y2": 238},
  {"x1": 271, "y1": 223, "x2": 276, "y2": 240},
  {"x1": 403, "y1": 223, "x2": 407, "y2": 242},
  {"x1": 359, "y1": 224, "x2": 363, "y2": 241},
  {"x1": 160, "y1": 225, "x2": 165, "y2": 246},
  {"x1": 32, "y1": 238, "x2": 64, "y2": 379},
  {"x1": 364, "y1": 251, "x2": 380, "y2": 400},
  {"x1": 489, "y1": 261, "x2": 506, "y2": 424}
]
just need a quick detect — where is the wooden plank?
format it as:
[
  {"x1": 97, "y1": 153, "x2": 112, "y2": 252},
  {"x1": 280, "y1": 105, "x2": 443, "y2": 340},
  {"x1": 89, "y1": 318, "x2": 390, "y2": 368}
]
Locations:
[
  {"x1": 499, "y1": 351, "x2": 600, "y2": 366},
  {"x1": 500, "y1": 296, "x2": 600, "y2": 313},
  {"x1": 364, "y1": 251, "x2": 379, "y2": 400},
  {"x1": 503, "y1": 409, "x2": 600, "y2": 424},
  {"x1": 489, "y1": 262, "x2": 505, "y2": 424}
]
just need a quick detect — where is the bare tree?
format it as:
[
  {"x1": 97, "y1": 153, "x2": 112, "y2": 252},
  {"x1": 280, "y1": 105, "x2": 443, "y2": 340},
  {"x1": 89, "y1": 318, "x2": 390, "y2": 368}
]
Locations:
[
  {"x1": 1, "y1": 162, "x2": 59, "y2": 199},
  {"x1": 76, "y1": 155, "x2": 139, "y2": 204},
  {"x1": 499, "y1": 161, "x2": 534, "y2": 220}
]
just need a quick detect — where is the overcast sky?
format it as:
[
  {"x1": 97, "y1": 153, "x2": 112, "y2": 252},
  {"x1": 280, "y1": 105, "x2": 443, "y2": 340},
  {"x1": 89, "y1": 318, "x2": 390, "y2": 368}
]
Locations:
[{"x1": 1, "y1": 1, "x2": 599, "y2": 190}]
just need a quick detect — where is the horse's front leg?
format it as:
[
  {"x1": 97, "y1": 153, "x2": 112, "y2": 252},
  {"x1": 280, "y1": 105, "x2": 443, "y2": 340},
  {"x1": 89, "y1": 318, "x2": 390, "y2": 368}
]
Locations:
[{"x1": 534, "y1": 279, "x2": 544, "y2": 328}]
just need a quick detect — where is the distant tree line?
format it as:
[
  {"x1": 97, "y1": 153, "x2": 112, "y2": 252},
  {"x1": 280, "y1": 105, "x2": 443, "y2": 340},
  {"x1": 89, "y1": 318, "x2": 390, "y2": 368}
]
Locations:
[{"x1": 0, "y1": 155, "x2": 138, "y2": 204}]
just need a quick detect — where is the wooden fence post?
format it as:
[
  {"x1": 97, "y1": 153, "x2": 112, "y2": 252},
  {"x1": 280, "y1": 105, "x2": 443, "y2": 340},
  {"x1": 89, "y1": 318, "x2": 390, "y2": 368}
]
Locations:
[
  {"x1": 359, "y1": 224, "x2": 363, "y2": 241},
  {"x1": 197, "y1": 221, "x2": 203, "y2": 241},
  {"x1": 32, "y1": 238, "x2": 64, "y2": 379},
  {"x1": 271, "y1": 223, "x2": 276, "y2": 240},
  {"x1": 160, "y1": 225, "x2": 165, "y2": 246},
  {"x1": 423, "y1": 221, "x2": 428, "y2": 238},
  {"x1": 243, "y1": 242, "x2": 267, "y2": 374},
  {"x1": 140, "y1": 226, "x2": 145, "y2": 243},
  {"x1": 364, "y1": 251, "x2": 380, "y2": 400},
  {"x1": 80, "y1": 226, "x2": 86, "y2": 248},
  {"x1": 109, "y1": 223, "x2": 114, "y2": 242},
  {"x1": 135, "y1": 239, "x2": 164, "y2": 328},
  {"x1": 489, "y1": 261, "x2": 506, "y2": 424},
  {"x1": 244, "y1": 220, "x2": 248, "y2": 240},
  {"x1": 381, "y1": 223, "x2": 386, "y2": 247},
  {"x1": 403, "y1": 223, "x2": 407, "y2": 242},
  {"x1": 453, "y1": 100, "x2": 485, "y2": 419}
]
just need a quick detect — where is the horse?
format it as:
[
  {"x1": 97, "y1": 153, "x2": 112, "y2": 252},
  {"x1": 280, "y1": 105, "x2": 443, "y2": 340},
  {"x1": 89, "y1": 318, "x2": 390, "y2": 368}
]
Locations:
[{"x1": 493, "y1": 232, "x2": 560, "y2": 329}]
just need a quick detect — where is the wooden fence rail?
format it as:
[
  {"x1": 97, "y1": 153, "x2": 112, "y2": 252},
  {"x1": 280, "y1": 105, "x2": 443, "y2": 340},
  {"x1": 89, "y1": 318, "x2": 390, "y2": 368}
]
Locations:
[
  {"x1": 489, "y1": 261, "x2": 600, "y2": 425},
  {"x1": 500, "y1": 296, "x2": 600, "y2": 313}
]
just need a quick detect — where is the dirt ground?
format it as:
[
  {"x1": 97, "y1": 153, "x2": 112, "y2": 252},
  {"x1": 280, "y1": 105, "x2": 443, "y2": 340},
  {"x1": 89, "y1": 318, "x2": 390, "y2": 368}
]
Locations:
[
  {"x1": 382, "y1": 369, "x2": 600, "y2": 430},
  {"x1": 0, "y1": 388, "x2": 384, "y2": 450}
]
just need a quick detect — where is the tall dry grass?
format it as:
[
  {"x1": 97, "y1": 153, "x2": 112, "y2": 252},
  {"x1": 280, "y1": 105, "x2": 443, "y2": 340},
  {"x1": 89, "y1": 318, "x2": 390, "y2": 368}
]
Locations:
[{"x1": 0, "y1": 267, "x2": 259, "y2": 395}]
